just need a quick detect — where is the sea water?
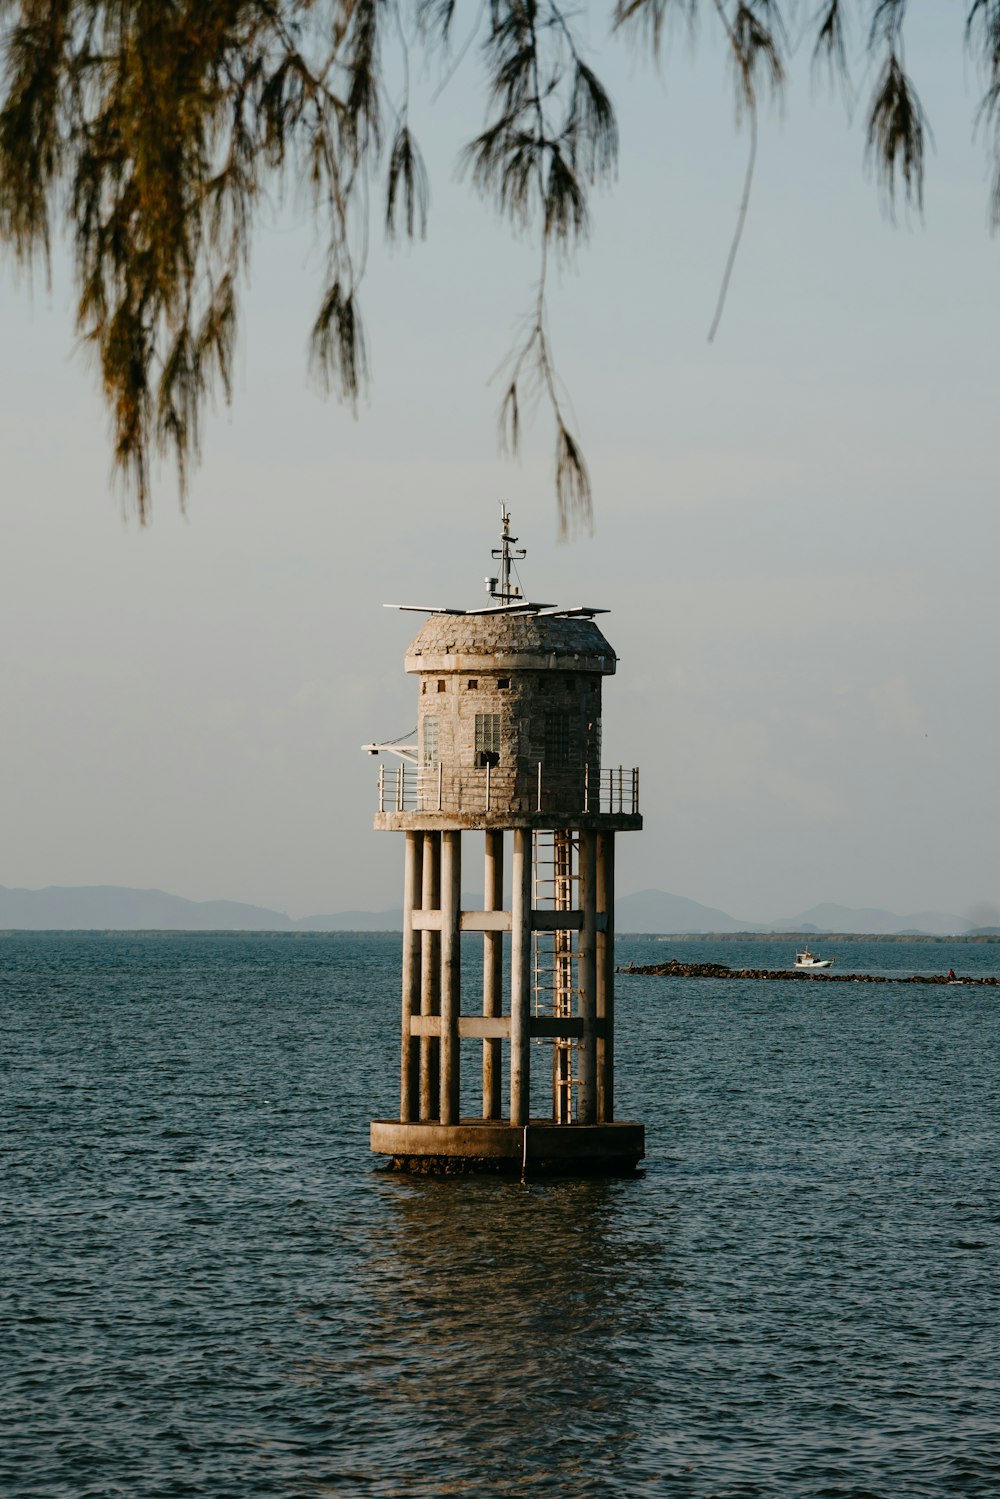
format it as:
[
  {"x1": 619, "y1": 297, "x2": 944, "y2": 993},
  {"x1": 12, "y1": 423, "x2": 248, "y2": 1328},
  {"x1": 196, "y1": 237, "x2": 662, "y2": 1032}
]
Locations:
[{"x1": 3, "y1": 931, "x2": 998, "y2": 1497}]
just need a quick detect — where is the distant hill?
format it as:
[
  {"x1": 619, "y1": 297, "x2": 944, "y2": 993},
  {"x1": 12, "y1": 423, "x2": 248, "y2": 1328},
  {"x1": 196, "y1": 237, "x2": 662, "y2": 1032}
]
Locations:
[
  {"x1": 0, "y1": 884, "x2": 405, "y2": 932},
  {"x1": 615, "y1": 890, "x2": 755, "y2": 934},
  {"x1": 0, "y1": 884, "x2": 293, "y2": 931},
  {"x1": 0, "y1": 882, "x2": 975, "y2": 936},
  {"x1": 613, "y1": 893, "x2": 971, "y2": 936},
  {"x1": 770, "y1": 903, "x2": 971, "y2": 937}
]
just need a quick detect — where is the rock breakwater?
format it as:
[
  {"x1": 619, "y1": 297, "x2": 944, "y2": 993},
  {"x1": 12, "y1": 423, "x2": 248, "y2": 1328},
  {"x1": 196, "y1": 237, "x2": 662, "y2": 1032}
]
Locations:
[{"x1": 619, "y1": 959, "x2": 1000, "y2": 986}]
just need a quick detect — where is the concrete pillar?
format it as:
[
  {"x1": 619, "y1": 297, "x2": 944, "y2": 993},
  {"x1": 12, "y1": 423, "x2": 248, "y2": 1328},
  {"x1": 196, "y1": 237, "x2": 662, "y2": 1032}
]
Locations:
[
  {"x1": 400, "y1": 830, "x2": 423, "y2": 1122},
  {"x1": 510, "y1": 828, "x2": 532, "y2": 1126},
  {"x1": 439, "y1": 830, "x2": 461, "y2": 1126},
  {"x1": 419, "y1": 831, "x2": 440, "y2": 1121},
  {"x1": 578, "y1": 829, "x2": 598, "y2": 1125},
  {"x1": 596, "y1": 832, "x2": 615, "y2": 1123},
  {"x1": 482, "y1": 829, "x2": 504, "y2": 1120}
]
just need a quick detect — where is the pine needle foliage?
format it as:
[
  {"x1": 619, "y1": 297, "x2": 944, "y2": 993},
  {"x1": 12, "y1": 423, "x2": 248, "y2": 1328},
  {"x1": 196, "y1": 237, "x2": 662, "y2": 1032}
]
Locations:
[{"x1": 1, "y1": 1, "x2": 1000, "y2": 523}]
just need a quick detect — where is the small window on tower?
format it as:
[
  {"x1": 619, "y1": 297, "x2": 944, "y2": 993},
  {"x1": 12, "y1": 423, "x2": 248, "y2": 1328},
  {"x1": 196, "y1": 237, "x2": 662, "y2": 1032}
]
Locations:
[
  {"x1": 497, "y1": 678, "x2": 510, "y2": 690},
  {"x1": 467, "y1": 679, "x2": 478, "y2": 690},
  {"x1": 544, "y1": 713, "x2": 577, "y2": 770},
  {"x1": 422, "y1": 716, "x2": 439, "y2": 768},
  {"x1": 437, "y1": 680, "x2": 446, "y2": 693},
  {"x1": 475, "y1": 713, "x2": 501, "y2": 768}
]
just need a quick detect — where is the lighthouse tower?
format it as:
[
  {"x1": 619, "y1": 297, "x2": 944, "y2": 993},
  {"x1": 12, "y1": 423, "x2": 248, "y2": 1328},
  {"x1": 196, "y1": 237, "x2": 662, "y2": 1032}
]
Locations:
[{"x1": 366, "y1": 510, "x2": 644, "y2": 1174}]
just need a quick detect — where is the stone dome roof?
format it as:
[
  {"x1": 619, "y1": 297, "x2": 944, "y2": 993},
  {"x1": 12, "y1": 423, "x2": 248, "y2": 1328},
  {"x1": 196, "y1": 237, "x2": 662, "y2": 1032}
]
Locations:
[{"x1": 405, "y1": 612, "x2": 615, "y2": 672}]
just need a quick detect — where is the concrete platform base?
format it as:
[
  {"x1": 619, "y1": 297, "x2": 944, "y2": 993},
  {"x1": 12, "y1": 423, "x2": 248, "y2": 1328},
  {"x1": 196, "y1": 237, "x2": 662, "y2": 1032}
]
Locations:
[{"x1": 370, "y1": 1118, "x2": 645, "y2": 1177}]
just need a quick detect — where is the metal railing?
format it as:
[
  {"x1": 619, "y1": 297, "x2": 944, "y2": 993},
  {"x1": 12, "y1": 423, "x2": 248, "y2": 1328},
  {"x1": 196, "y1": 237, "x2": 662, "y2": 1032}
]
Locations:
[
  {"x1": 376, "y1": 761, "x2": 419, "y2": 812},
  {"x1": 376, "y1": 761, "x2": 640, "y2": 816},
  {"x1": 595, "y1": 766, "x2": 641, "y2": 815}
]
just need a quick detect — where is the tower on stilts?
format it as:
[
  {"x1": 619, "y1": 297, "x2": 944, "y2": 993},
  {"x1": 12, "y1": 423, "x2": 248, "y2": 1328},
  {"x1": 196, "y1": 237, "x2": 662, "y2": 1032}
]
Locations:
[{"x1": 366, "y1": 509, "x2": 644, "y2": 1175}]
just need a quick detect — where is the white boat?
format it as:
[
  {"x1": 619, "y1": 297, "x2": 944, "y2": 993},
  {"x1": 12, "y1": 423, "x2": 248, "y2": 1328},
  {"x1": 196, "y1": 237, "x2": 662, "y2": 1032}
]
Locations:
[{"x1": 794, "y1": 948, "x2": 834, "y2": 970}]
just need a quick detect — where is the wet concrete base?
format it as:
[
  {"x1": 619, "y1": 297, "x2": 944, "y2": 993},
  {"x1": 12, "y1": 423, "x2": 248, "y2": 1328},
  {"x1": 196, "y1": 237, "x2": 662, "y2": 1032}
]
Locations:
[{"x1": 371, "y1": 1119, "x2": 645, "y2": 1177}]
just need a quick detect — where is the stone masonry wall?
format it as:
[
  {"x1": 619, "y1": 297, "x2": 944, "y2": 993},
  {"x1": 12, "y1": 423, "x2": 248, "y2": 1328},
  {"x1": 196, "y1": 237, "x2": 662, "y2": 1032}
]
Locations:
[
  {"x1": 405, "y1": 613, "x2": 617, "y2": 817},
  {"x1": 416, "y1": 667, "x2": 604, "y2": 816}
]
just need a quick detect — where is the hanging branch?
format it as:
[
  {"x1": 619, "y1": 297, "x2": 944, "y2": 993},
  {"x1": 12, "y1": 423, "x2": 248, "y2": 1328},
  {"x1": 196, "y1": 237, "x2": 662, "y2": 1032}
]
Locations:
[
  {"x1": 707, "y1": 106, "x2": 756, "y2": 342},
  {"x1": 864, "y1": 1, "x2": 929, "y2": 216},
  {"x1": 705, "y1": 1, "x2": 783, "y2": 339},
  {"x1": 4, "y1": 2, "x2": 1000, "y2": 526},
  {"x1": 968, "y1": 0, "x2": 1000, "y2": 225},
  {"x1": 811, "y1": 0, "x2": 849, "y2": 92},
  {"x1": 465, "y1": 0, "x2": 617, "y2": 533}
]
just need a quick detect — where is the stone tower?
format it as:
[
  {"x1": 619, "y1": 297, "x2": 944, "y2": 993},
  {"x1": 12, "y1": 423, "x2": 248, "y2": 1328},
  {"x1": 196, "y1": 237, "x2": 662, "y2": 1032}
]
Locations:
[{"x1": 367, "y1": 511, "x2": 643, "y2": 1174}]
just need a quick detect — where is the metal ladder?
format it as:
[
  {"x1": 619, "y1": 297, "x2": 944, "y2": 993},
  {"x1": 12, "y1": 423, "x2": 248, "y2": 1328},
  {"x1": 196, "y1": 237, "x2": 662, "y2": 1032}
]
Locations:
[{"x1": 532, "y1": 829, "x2": 580, "y2": 1124}]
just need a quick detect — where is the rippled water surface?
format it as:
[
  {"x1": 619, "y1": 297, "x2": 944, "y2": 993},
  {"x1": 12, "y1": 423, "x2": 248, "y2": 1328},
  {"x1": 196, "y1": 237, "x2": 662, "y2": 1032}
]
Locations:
[{"x1": 4, "y1": 932, "x2": 999, "y2": 1497}]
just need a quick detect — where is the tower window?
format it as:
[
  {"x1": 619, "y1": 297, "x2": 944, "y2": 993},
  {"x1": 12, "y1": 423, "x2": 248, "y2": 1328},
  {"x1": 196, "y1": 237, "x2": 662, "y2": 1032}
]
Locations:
[
  {"x1": 544, "y1": 713, "x2": 578, "y2": 770},
  {"x1": 421, "y1": 716, "x2": 439, "y2": 768},
  {"x1": 467, "y1": 679, "x2": 478, "y2": 690},
  {"x1": 475, "y1": 712, "x2": 501, "y2": 768},
  {"x1": 497, "y1": 678, "x2": 510, "y2": 690},
  {"x1": 437, "y1": 679, "x2": 446, "y2": 693}
]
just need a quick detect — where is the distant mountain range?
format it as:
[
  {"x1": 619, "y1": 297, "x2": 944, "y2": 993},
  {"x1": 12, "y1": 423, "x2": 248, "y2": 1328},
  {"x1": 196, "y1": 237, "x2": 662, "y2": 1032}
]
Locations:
[
  {"x1": 0, "y1": 884, "x2": 402, "y2": 932},
  {"x1": 614, "y1": 892, "x2": 975, "y2": 937},
  {"x1": 0, "y1": 883, "x2": 979, "y2": 936}
]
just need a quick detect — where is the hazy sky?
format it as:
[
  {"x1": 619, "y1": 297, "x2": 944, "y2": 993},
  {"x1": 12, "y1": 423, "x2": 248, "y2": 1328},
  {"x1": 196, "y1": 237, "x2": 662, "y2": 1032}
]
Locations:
[{"x1": 2, "y1": 5, "x2": 998, "y2": 924}]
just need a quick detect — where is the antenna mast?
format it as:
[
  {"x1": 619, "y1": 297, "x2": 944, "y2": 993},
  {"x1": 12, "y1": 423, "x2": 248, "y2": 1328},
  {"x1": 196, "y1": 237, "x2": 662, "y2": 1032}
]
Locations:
[{"x1": 486, "y1": 504, "x2": 526, "y2": 604}]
